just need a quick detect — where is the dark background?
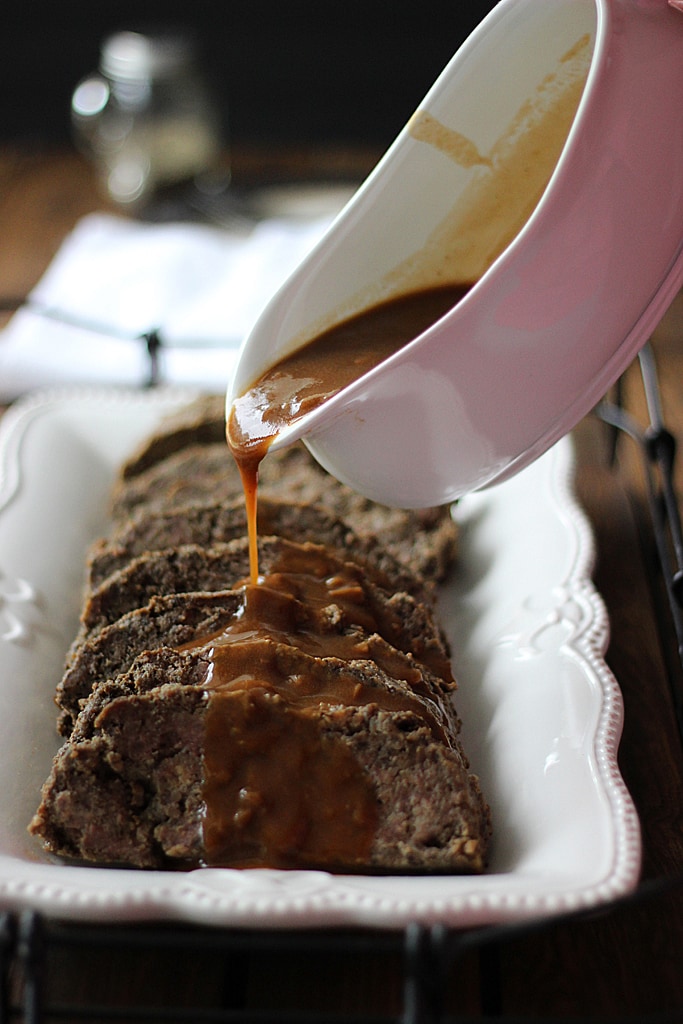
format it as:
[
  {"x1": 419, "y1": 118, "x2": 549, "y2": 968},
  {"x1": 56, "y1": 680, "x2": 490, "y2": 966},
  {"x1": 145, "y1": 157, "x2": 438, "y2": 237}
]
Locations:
[{"x1": 1, "y1": 2, "x2": 497, "y2": 151}]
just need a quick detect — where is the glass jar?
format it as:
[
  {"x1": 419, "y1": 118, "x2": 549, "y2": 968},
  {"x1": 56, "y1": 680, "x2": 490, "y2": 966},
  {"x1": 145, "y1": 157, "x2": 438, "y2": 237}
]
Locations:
[{"x1": 71, "y1": 31, "x2": 226, "y2": 207}]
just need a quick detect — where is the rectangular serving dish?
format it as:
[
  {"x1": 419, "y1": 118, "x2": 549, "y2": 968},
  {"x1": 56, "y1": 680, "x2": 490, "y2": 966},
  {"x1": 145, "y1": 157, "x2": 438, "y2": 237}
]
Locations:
[{"x1": 0, "y1": 389, "x2": 640, "y2": 929}]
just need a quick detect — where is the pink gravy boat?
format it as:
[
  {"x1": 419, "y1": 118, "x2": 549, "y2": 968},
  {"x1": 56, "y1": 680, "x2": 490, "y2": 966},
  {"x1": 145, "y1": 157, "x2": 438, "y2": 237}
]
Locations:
[{"x1": 227, "y1": 0, "x2": 683, "y2": 508}]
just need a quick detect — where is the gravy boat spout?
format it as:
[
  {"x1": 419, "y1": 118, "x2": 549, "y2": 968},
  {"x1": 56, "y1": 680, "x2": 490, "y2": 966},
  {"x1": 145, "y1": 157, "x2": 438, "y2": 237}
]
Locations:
[{"x1": 227, "y1": 0, "x2": 683, "y2": 508}]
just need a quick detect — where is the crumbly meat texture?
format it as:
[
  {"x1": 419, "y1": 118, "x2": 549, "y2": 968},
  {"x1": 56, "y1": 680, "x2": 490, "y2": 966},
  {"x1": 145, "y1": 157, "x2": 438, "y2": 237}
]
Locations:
[
  {"x1": 31, "y1": 649, "x2": 489, "y2": 872},
  {"x1": 57, "y1": 591, "x2": 244, "y2": 734},
  {"x1": 120, "y1": 393, "x2": 226, "y2": 480},
  {"x1": 88, "y1": 497, "x2": 449, "y2": 596},
  {"x1": 58, "y1": 562, "x2": 454, "y2": 736},
  {"x1": 109, "y1": 441, "x2": 459, "y2": 583},
  {"x1": 31, "y1": 685, "x2": 208, "y2": 868},
  {"x1": 68, "y1": 643, "x2": 461, "y2": 759},
  {"x1": 31, "y1": 697, "x2": 491, "y2": 873},
  {"x1": 81, "y1": 534, "x2": 433, "y2": 635}
]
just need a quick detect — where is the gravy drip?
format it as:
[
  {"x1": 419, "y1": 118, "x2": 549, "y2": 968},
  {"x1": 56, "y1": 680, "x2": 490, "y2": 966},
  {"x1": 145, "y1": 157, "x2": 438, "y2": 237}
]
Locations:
[
  {"x1": 203, "y1": 687, "x2": 378, "y2": 869},
  {"x1": 227, "y1": 282, "x2": 470, "y2": 582},
  {"x1": 193, "y1": 543, "x2": 452, "y2": 868}
]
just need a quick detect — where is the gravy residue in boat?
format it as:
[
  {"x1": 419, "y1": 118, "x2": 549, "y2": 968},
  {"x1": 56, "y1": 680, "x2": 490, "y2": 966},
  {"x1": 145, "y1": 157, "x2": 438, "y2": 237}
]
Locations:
[{"x1": 384, "y1": 34, "x2": 592, "y2": 298}]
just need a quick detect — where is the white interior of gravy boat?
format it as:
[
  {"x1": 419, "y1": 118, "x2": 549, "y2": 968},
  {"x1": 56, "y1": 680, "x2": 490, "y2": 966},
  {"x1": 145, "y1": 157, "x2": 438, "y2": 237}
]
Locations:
[{"x1": 228, "y1": 0, "x2": 683, "y2": 508}]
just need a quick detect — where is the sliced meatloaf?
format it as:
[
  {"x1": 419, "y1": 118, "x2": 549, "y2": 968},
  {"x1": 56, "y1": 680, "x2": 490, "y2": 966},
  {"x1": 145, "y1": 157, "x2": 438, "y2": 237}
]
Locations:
[
  {"x1": 120, "y1": 393, "x2": 226, "y2": 479},
  {"x1": 30, "y1": 394, "x2": 490, "y2": 874},
  {"x1": 80, "y1": 534, "x2": 433, "y2": 635},
  {"x1": 31, "y1": 646, "x2": 490, "y2": 872},
  {"x1": 89, "y1": 497, "x2": 452, "y2": 594},
  {"x1": 57, "y1": 591, "x2": 244, "y2": 734},
  {"x1": 58, "y1": 549, "x2": 454, "y2": 735},
  {"x1": 109, "y1": 441, "x2": 458, "y2": 582}
]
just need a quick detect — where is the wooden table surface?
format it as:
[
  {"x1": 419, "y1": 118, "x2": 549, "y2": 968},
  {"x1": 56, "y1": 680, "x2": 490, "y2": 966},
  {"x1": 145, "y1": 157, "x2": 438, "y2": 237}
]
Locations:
[{"x1": 0, "y1": 143, "x2": 682, "y2": 1022}]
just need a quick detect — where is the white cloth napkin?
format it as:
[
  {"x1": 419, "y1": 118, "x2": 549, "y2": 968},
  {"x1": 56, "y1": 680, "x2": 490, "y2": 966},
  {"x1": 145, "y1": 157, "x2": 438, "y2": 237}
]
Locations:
[{"x1": 0, "y1": 210, "x2": 334, "y2": 401}]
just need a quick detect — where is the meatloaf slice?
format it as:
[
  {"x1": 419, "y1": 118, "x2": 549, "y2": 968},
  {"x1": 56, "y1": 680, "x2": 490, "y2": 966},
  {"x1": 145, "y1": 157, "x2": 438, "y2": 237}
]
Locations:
[
  {"x1": 31, "y1": 647, "x2": 490, "y2": 872},
  {"x1": 59, "y1": 552, "x2": 454, "y2": 736},
  {"x1": 70, "y1": 640, "x2": 461, "y2": 751},
  {"x1": 112, "y1": 442, "x2": 240, "y2": 521},
  {"x1": 80, "y1": 534, "x2": 432, "y2": 635},
  {"x1": 89, "y1": 497, "x2": 452, "y2": 594},
  {"x1": 31, "y1": 684, "x2": 207, "y2": 868},
  {"x1": 120, "y1": 393, "x2": 226, "y2": 479},
  {"x1": 109, "y1": 441, "x2": 458, "y2": 583},
  {"x1": 56, "y1": 591, "x2": 243, "y2": 734}
]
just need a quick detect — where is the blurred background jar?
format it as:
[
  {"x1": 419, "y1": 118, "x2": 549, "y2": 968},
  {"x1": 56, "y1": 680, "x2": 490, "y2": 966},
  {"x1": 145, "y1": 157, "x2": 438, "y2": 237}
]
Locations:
[{"x1": 71, "y1": 30, "x2": 227, "y2": 209}]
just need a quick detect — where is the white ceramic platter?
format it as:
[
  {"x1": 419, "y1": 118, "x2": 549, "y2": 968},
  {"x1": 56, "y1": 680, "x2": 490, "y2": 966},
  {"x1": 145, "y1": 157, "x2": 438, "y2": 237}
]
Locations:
[{"x1": 0, "y1": 389, "x2": 640, "y2": 929}]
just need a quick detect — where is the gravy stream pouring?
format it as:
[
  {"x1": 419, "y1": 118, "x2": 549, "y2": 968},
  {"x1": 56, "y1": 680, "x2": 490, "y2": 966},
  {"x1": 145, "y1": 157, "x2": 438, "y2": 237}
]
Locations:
[{"x1": 227, "y1": 283, "x2": 470, "y2": 580}]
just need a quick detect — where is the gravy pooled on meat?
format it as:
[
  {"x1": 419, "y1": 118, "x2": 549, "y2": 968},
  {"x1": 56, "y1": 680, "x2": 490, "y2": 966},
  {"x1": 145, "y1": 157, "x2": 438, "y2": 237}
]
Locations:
[{"x1": 184, "y1": 543, "x2": 456, "y2": 868}]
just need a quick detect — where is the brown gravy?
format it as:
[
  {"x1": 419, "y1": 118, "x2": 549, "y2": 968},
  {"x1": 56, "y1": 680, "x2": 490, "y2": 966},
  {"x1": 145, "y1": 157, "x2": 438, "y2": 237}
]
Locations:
[
  {"x1": 190, "y1": 547, "x2": 451, "y2": 868},
  {"x1": 203, "y1": 686, "x2": 379, "y2": 869},
  {"x1": 227, "y1": 281, "x2": 470, "y2": 582}
]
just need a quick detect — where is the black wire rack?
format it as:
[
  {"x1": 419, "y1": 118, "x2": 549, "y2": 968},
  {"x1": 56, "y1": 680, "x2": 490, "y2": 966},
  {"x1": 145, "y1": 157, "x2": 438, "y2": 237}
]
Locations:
[
  {"x1": 596, "y1": 345, "x2": 683, "y2": 748},
  {"x1": 3, "y1": 877, "x2": 683, "y2": 1024},
  {"x1": 0, "y1": 326, "x2": 682, "y2": 1023}
]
